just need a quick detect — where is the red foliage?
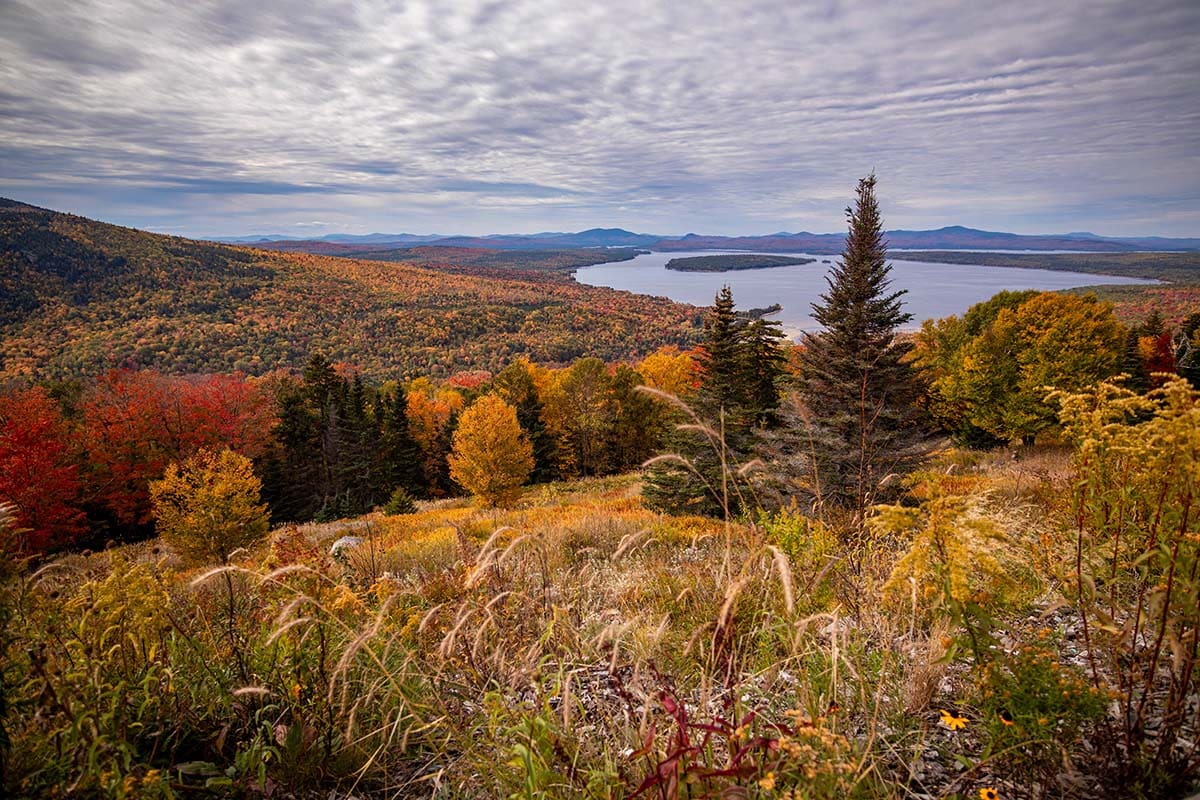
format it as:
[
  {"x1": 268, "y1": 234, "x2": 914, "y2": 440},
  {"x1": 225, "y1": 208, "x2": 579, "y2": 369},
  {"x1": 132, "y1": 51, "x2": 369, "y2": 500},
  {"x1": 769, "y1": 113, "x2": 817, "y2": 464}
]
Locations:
[
  {"x1": 80, "y1": 371, "x2": 274, "y2": 528},
  {"x1": 446, "y1": 370, "x2": 492, "y2": 390},
  {"x1": 0, "y1": 387, "x2": 86, "y2": 551},
  {"x1": 1143, "y1": 332, "x2": 1177, "y2": 385}
]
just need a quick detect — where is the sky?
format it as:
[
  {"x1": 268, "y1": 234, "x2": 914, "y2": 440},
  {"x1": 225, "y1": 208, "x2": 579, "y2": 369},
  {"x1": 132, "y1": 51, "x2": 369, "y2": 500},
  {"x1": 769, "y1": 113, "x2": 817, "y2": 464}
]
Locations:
[{"x1": 1, "y1": 0, "x2": 1198, "y2": 239}]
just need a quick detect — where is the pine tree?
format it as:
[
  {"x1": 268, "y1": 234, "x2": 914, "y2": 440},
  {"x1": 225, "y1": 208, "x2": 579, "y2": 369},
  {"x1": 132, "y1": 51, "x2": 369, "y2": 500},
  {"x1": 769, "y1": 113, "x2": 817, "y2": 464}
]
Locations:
[
  {"x1": 742, "y1": 316, "x2": 789, "y2": 427},
  {"x1": 375, "y1": 387, "x2": 425, "y2": 498},
  {"x1": 1174, "y1": 313, "x2": 1200, "y2": 389},
  {"x1": 696, "y1": 286, "x2": 750, "y2": 418},
  {"x1": 1122, "y1": 327, "x2": 1151, "y2": 394},
  {"x1": 796, "y1": 175, "x2": 930, "y2": 518},
  {"x1": 643, "y1": 288, "x2": 787, "y2": 517}
]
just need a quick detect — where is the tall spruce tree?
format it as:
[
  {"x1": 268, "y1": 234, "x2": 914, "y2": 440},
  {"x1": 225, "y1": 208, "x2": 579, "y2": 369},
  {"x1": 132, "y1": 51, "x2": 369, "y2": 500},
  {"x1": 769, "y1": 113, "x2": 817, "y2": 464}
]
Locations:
[{"x1": 796, "y1": 175, "x2": 929, "y2": 518}]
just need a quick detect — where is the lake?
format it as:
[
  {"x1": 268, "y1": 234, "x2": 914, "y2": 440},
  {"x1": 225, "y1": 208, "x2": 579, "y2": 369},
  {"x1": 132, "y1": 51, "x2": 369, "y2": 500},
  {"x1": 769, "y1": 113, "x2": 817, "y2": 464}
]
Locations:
[{"x1": 574, "y1": 250, "x2": 1156, "y2": 337}]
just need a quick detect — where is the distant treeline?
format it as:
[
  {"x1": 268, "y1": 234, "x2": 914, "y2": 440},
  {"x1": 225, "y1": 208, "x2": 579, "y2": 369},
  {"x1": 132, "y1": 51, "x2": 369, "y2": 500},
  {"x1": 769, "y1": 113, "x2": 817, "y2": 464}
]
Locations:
[{"x1": 897, "y1": 250, "x2": 1200, "y2": 283}]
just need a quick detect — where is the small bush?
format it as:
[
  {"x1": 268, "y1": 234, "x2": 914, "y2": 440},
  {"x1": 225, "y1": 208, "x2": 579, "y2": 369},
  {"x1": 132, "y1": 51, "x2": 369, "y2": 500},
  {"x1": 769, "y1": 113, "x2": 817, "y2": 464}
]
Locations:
[{"x1": 381, "y1": 486, "x2": 417, "y2": 515}]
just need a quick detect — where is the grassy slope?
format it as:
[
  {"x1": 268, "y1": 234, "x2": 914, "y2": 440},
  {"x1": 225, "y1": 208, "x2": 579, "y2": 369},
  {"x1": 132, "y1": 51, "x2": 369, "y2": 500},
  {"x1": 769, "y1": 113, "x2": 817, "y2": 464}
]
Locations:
[
  {"x1": 7, "y1": 449, "x2": 1112, "y2": 798},
  {"x1": 0, "y1": 200, "x2": 700, "y2": 381}
]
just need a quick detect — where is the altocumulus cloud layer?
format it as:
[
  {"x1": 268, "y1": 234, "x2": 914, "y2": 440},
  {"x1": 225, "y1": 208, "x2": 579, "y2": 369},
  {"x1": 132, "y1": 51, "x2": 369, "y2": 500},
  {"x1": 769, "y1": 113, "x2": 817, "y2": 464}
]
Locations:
[{"x1": 1, "y1": 0, "x2": 1198, "y2": 237}]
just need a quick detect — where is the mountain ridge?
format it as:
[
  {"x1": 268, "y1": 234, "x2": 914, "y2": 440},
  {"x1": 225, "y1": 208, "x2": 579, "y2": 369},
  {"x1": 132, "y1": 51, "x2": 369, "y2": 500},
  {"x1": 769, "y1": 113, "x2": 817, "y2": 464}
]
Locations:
[{"x1": 215, "y1": 223, "x2": 1200, "y2": 253}]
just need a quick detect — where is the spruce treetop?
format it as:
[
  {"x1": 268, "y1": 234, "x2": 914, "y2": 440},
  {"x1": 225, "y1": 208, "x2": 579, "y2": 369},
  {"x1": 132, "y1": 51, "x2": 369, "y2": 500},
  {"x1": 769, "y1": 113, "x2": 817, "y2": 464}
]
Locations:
[{"x1": 810, "y1": 174, "x2": 910, "y2": 346}]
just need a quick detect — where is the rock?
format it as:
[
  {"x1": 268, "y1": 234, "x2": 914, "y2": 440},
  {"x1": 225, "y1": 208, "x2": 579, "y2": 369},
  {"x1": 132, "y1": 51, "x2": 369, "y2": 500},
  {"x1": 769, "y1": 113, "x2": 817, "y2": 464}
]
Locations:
[{"x1": 330, "y1": 536, "x2": 364, "y2": 558}]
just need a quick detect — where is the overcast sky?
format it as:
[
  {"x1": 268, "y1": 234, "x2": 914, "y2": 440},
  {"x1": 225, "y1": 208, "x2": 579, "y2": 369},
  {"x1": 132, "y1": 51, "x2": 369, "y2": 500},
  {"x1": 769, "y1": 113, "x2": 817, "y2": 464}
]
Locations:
[{"x1": 1, "y1": 0, "x2": 1198, "y2": 238}]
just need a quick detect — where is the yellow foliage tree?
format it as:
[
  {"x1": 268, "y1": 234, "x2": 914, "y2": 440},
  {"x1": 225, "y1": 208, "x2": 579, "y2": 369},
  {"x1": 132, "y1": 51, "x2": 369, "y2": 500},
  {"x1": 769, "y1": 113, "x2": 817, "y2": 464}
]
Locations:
[
  {"x1": 448, "y1": 395, "x2": 534, "y2": 507},
  {"x1": 150, "y1": 448, "x2": 269, "y2": 564},
  {"x1": 637, "y1": 345, "x2": 699, "y2": 398}
]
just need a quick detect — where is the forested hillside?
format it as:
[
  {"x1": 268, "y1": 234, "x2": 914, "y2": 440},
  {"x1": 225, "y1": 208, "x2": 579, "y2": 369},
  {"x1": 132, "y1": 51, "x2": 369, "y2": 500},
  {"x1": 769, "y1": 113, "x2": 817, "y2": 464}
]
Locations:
[{"x1": 0, "y1": 200, "x2": 701, "y2": 380}]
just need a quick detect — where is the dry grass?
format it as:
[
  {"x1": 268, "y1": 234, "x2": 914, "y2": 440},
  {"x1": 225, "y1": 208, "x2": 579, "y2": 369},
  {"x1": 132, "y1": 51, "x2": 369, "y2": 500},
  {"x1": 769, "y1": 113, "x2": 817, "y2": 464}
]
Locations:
[{"x1": 6, "y1": 437, "x2": 1196, "y2": 799}]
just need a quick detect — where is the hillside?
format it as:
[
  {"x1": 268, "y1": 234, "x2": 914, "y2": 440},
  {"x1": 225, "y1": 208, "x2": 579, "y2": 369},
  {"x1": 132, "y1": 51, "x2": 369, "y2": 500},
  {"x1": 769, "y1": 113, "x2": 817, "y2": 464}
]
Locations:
[
  {"x1": 0, "y1": 200, "x2": 702, "y2": 380},
  {"x1": 9, "y1": 411, "x2": 1199, "y2": 798}
]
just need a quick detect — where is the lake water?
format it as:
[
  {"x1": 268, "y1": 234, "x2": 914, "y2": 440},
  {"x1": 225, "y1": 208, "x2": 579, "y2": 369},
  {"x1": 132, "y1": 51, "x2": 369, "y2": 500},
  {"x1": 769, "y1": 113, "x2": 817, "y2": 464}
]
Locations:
[{"x1": 574, "y1": 250, "x2": 1156, "y2": 337}]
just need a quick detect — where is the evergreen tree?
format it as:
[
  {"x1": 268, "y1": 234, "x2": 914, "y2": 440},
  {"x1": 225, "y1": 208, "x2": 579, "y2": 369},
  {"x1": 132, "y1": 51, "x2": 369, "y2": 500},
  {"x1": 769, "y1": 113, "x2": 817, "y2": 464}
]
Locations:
[
  {"x1": 262, "y1": 379, "x2": 323, "y2": 522},
  {"x1": 1122, "y1": 326, "x2": 1151, "y2": 394},
  {"x1": 1175, "y1": 313, "x2": 1200, "y2": 389},
  {"x1": 643, "y1": 288, "x2": 787, "y2": 517},
  {"x1": 696, "y1": 286, "x2": 750, "y2": 418},
  {"x1": 742, "y1": 316, "x2": 789, "y2": 427},
  {"x1": 375, "y1": 387, "x2": 425, "y2": 498},
  {"x1": 796, "y1": 175, "x2": 930, "y2": 518}
]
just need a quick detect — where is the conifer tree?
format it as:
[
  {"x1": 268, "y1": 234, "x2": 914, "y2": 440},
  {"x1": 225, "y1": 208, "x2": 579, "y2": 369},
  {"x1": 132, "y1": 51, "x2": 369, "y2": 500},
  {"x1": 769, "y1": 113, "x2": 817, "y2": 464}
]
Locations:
[
  {"x1": 796, "y1": 175, "x2": 929, "y2": 518},
  {"x1": 1122, "y1": 327, "x2": 1151, "y2": 394},
  {"x1": 742, "y1": 316, "x2": 789, "y2": 427},
  {"x1": 696, "y1": 286, "x2": 749, "y2": 418},
  {"x1": 1175, "y1": 313, "x2": 1200, "y2": 389},
  {"x1": 375, "y1": 387, "x2": 425, "y2": 498},
  {"x1": 643, "y1": 288, "x2": 787, "y2": 517}
]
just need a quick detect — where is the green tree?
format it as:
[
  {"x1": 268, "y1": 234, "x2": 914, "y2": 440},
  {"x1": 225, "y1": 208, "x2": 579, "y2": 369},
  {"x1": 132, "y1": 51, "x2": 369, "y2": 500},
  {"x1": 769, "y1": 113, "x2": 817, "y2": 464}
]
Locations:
[
  {"x1": 796, "y1": 175, "x2": 929, "y2": 516},
  {"x1": 606, "y1": 364, "x2": 664, "y2": 472},
  {"x1": 150, "y1": 448, "x2": 269, "y2": 565},
  {"x1": 448, "y1": 395, "x2": 534, "y2": 507},
  {"x1": 1174, "y1": 312, "x2": 1200, "y2": 389},
  {"x1": 911, "y1": 290, "x2": 1037, "y2": 446},
  {"x1": 742, "y1": 316, "x2": 789, "y2": 427},
  {"x1": 375, "y1": 386, "x2": 425, "y2": 498},
  {"x1": 558, "y1": 357, "x2": 614, "y2": 477},
  {"x1": 644, "y1": 289, "x2": 787, "y2": 517},
  {"x1": 978, "y1": 293, "x2": 1124, "y2": 442}
]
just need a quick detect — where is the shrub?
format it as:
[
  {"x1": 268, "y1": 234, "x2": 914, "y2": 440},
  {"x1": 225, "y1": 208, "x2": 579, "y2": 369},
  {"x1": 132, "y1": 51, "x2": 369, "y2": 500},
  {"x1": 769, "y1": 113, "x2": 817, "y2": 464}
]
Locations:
[
  {"x1": 1057, "y1": 377, "x2": 1200, "y2": 795},
  {"x1": 382, "y1": 486, "x2": 417, "y2": 515}
]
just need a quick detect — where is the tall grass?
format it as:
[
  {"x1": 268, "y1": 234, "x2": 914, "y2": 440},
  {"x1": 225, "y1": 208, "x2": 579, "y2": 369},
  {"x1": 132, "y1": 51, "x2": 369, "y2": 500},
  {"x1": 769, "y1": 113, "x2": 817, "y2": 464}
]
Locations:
[{"x1": 3, "y1": 384, "x2": 1199, "y2": 798}]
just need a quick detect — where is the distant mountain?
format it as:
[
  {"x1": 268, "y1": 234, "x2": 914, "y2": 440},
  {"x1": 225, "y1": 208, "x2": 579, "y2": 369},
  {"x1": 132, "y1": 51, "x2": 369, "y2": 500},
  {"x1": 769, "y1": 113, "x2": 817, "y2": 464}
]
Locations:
[
  {"x1": 429, "y1": 228, "x2": 663, "y2": 250},
  {"x1": 215, "y1": 232, "x2": 444, "y2": 246},
  {"x1": 223, "y1": 224, "x2": 1200, "y2": 254},
  {"x1": 654, "y1": 226, "x2": 1200, "y2": 253}
]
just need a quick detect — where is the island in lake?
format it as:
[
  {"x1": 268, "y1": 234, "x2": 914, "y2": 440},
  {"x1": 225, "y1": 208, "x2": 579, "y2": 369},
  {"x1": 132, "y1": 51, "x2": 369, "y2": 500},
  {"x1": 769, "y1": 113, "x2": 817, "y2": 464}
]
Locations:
[{"x1": 664, "y1": 254, "x2": 816, "y2": 272}]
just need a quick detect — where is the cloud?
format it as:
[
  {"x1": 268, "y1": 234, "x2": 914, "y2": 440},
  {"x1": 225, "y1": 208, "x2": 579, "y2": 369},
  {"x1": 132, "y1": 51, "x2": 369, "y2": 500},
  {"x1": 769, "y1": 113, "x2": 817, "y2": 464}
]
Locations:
[{"x1": 0, "y1": 0, "x2": 1197, "y2": 236}]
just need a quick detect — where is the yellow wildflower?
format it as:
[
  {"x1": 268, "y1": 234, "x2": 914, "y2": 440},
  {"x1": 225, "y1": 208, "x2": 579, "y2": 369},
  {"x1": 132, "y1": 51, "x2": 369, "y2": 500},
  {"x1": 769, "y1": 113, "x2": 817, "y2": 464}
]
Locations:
[
  {"x1": 979, "y1": 788, "x2": 1000, "y2": 800},
  {"x1": 939, "y1": 708, "x2": 968, "y2": 730}
]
